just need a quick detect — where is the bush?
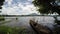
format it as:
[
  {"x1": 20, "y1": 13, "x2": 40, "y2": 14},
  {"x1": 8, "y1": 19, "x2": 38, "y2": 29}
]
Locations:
[{"x1": 0, "y1": 16, "x2": 5, "y2": 21}]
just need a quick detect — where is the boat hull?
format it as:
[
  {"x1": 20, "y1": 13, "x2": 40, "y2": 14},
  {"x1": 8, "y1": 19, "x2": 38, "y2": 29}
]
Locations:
[{"x1": 29, "y1": 20, "x2": 52, "y2": 34}]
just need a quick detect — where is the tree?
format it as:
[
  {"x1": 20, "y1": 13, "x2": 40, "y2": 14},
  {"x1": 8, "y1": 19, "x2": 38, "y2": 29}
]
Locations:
[
  {"x1": 32, "y1": 0, "x2": 60, "y2": 15},
  {"x1": 0, "y1": 0, "x2": 5, "y2": 21},
  {"x1": 0, "y1": 0, "x2": 5, "y2": 9}
]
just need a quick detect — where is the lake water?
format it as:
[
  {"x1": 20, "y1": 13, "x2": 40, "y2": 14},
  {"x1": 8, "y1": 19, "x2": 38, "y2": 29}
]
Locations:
[
  {"x1": 5, "y1": 16, "x2": 55, "y2": 23},
  {"x1": 3, "y1": 16, "x2": 60, "y2": 30}
]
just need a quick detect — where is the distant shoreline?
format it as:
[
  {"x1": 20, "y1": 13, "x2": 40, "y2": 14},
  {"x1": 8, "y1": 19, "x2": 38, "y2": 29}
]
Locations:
[{"x1": 0, "y1": 15, "x2": 60, "y2": 17}]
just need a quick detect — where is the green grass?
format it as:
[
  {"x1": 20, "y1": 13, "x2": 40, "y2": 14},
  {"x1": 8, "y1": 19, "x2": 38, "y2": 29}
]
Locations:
[
  {"x1": 0, "y1": 26, "x2": 12, "y2": 34},
  {"x1": 0, "y1": 26, "x2": 26, "y2": 34}
]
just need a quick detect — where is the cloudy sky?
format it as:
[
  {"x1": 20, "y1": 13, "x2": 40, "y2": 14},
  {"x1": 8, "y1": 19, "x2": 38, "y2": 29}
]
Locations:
[{"x1": 1, "y1": 0, "x2": 38, "y2": 15}]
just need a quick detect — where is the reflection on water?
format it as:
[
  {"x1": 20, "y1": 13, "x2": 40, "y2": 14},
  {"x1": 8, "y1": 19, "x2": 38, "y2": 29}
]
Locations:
[{"x1": 3, "y1": 16, "x2": 60, "y2": 29}]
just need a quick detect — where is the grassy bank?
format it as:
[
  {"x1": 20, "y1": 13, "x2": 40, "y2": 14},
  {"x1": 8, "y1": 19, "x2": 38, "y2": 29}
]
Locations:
[{"x1": 0, "y1": 26, "x2": 26, "y2": 34}]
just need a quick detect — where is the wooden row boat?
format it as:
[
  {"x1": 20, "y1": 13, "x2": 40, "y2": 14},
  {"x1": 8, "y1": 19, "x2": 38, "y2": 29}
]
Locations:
[{"x1": 29, "y1": 20, "x2": 52, "y2": 34}]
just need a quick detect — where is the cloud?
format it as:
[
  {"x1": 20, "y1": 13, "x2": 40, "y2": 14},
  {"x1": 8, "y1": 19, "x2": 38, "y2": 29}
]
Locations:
[
  {"x1": 28, "y1": 0, "x2": 31, "y2": 1},
  {"x1": 5, "y1": 0, "x2": 12, "y2": 5},
  {"x1": 1, "y1": 0, "x2": 38, "y2": 15}
]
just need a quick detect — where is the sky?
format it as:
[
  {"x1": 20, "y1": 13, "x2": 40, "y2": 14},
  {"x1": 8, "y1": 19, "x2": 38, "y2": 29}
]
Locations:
[{"x1": 1, "y1": 0, "x2": 38, "y2": 15}]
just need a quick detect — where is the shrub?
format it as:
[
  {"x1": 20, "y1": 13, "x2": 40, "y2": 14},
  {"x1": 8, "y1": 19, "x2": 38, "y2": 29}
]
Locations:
[{"x1": 0, "y1": 16, "x2": 5, "y2": 21}]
